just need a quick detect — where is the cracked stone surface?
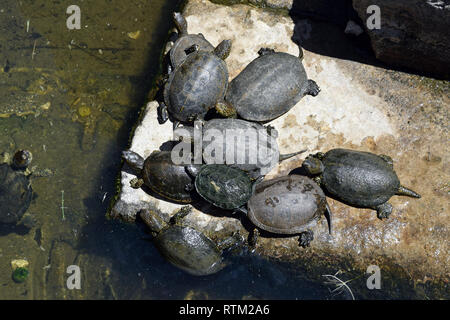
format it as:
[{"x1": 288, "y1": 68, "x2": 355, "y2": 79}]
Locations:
[{"x1": 111, "y1": 0, "x2": 449, "y2": 287}]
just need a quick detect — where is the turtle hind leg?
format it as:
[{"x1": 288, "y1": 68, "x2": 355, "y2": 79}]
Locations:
[
  {"x1": 257, "y1": 47, "x2": 275, "y2": 56},
  {"x1": 374, "y1": 202, "x2": 393, "y2": 220},
  {"x1": 396, "y1": 185, "x2": 421, "y2": 198},
  {"x1": 298, "y1": 229, "x2": 314, "y2": 248},
  {"x1": 173, "y1": 12, "x2": 188, "y2": 35},
  {"x1": 304, "y1": 80, "x2": 320, "y2": 97},
  {"x1": 248, "y1": 228, "x2": 260, "y2": 252}
]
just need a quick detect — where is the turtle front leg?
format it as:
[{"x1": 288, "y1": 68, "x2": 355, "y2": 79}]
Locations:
[
  {"x1": 374, "y1": 202, "x2": 393, "y2": 220},
  {"x1": 298, "y1": 229, "x2": 314, "y2": 248},
  {"x1": 305, "y1": 80, "x2": 320, "y2": 96},
  {"x1": 378, "y1": 154, "x2": 394, "y2": 168},
  {"x1": 170, "y1": 205, "x2": 192, "y2": 224},
  {"x1": 157, "y1": 102, "x2": 169, "y2": 124}
]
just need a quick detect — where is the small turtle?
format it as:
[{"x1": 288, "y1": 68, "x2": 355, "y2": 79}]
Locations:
[
  {"x1": 0, "y1": 150, "x2": 35, "y2": 228},
  {"x1": 225, "y1": 48, "x2": 320, "y2": 122},
  {"x1": 186, "y1": 164, "x2": 258, "y2": 210},
  {"x1": 174, "y1": 118, "x2": 306, "y2": 178},
  {"x1": 140, "y1": 206, "x2": 243, "y2": 276},
  {"x1": 168, "y1": 12, "x2": 215, "y2": 72},
  {"x1": 158, "y1": 40, "x2": 233, "y2": 125},
  {"x1": 243, "y1": 175, "x2": 332, "y2": 248},
  {"x1": 122, "y1": 149, "x2": 201, "y2": 204},
  {"x1": 301, "y1": 148, "x2": 421, "y2": 219}
]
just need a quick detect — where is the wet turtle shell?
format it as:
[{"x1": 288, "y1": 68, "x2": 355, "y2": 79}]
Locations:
[
  {"x1": 247, "y1": 175, "x2": 326, "y2": 234},
  {"x1": 142, "y1": 151, "x2": 201, "y2": 203},
  {"x1": 164, "y1": 50, "x2": 229, "y2": 123},
  {"x1": 194, "y1": 164, "x2": 253, "y2": 210},
  {"x1": 170, "y1": 34, "x2": 214, "y2": 69},
  {"x1": 155, "y1": 225, "x2": 225, "y2": 276},
  {"x1": 319, "y1": 149, "x2": 403, "y2": 207},
  {"x1": 0, "y1": 163, "x2": 33, "y2": 224},
  {"x1": 201, "y1": 119, "x2": 279, "y2": 175},
  {"x1": 225, "y1": 51, "x2": 319, "y2": 122}
]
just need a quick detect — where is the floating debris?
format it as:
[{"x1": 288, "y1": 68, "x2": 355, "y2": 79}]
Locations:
[{"x1": 127, "y1": 30, "x2": 141, "y2": 39}]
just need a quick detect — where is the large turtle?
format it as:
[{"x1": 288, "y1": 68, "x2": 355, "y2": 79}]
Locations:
[
  {"x1": 140, "y1": 206, "x2": 243, "y2": 276},
  {"x1": 0, "y1": 150, "x2": 35, "y2": 228},
  {"x1": 168, "y1": 12, "x2": 215, "y2": 72},
  {"x1": 243, "y1": 175, "x2": 332, "y2": 248},
  {"x1": 174, "y1": 118, "x2": 306, "y2": 178},
  {"x1": 225, "y1": 48, "x2": 320, "y2": 122},
  {"x1": 301, "y1": 148, "x2": 421, "y2": 219},
  {"x1": 122, "y1": 149, "x2": 202, "y2": 204},
  {"x1": 158, "y1": 40, "x2": 234, "y2": 125}
]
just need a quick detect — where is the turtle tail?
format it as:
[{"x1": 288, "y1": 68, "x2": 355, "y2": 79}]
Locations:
[
  {"x1": 396, "y1": 185, "x2": 421, "y2": 198},
  {"x1": 325, "y1": 203, "x2": 333, "y2": 235},
  {"x1": 279, "y1": 149, "x2": 307, "y2": 162}
]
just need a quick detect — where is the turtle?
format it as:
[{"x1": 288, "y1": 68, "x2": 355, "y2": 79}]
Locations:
[
  {"x1": 158, "y1": 39, "x2": 234, "y2": 125},
  {"x1": 224, "y1": 47, "x2": 320, "y2": 122},
  {"x1": 139, "y1": 206, "x2": 244, "y2": 276},
  {"x1": 186, "y1": 164, "x2": 258, "y2": 210},
  {"x1": 122, "y1": 149, "x2": 202, "y2": 204},
  {"x1": 0, "y1": 150, "x2": 35, "y2": 228},
  {"x1": 174, "y1": 118, "x2": 306, "y2": 178},
  {"x1": 168, "y1": 12, "x2": 215, "y2": 72},
  {"x1": 301, "y1": 148, "x2": 421, "y2": 219},
  {"x1": 242, "y1": 174, "x2": 332, "y2": 248}
]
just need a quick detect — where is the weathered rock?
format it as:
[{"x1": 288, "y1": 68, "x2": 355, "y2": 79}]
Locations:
[
  {"x1": 353, "y1": 0, "x2": 450, "y2": 78},
  {"x1": 111, "y1": 0, "x2": 449, "y2": 291}
]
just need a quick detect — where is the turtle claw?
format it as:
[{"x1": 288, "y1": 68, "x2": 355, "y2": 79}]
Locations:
[
  {"x1": 157, "y1": 102, "x2": 169, "y2": 124},
  {"x1": 299, "y1": 230, "x2": 314, "y2": 248}
]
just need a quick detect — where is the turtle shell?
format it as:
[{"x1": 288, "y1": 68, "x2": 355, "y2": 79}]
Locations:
[
  {"x1": 164, "y1": 51, "x2": 228, "y2": 123},
  {"x1": 142, "y1": 151, "x2": 201, "y2": 203},
  {"x1": 321, "y1": 148, "x2": 400, "y2": 208},
  {"x1": 202, "y1": 119, "x2": 279, "y2": 175},
  {"x1": 170, "y1": 34, "x2": 214, "y2": 69},
  {"x1": 247, "y1": 175, "x2": 326, "y2": 234},
  {"x1": 225, "y1": 51, "x2": 309, "y2": 122},
  {"x1": 0, "y1": 163, "x2": 32, "y2": 224},
  {"x1": 195, "y1": 164, "x2": 253, "y2": 210},
  {"x1": 155, "y1": 225, "x2": 225, "y2": 276}
]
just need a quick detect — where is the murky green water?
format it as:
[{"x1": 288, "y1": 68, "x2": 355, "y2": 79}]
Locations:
[{"x1": 0, "y1": 0, "x2": 444, "y2": 300}]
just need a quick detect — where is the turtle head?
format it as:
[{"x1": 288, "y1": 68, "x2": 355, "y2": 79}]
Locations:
[
  {"x1": 122, "y1": 150, "x2": 145, "y2": 172},
  {"x1": 139, "y1": 209, "x2": 168, "y2": 235},
  {"x1": 213, "y1": 40, "x2": 232, "y2": 60},
  {"x1": 173, "y1": 12, "x2": 188, "y2": 35},
  {"x1": 302, "y1": 155, "x2": 324, "y2": 176},
  {"x1": 12, "y1": 150, "x2": 32, "y2": 169},
  {"x1": 215, "y1": 100, "x2": 237, "y2": 118}
]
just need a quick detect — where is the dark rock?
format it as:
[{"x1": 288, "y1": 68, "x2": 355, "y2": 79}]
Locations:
[{"x1": 353, "y1": 0, "x2": 450, "y2": 78}]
